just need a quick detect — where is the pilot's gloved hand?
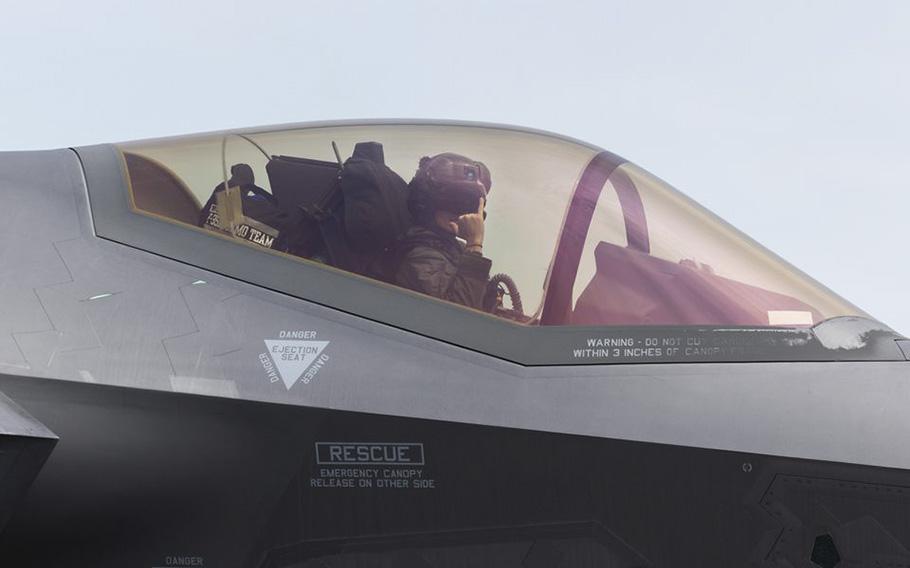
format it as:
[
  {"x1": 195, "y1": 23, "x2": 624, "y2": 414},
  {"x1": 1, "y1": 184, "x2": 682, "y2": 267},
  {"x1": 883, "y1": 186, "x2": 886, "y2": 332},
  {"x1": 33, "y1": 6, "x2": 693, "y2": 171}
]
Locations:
[{"x1": 458, "y1": 198, "x2": 486, "y2": 254}]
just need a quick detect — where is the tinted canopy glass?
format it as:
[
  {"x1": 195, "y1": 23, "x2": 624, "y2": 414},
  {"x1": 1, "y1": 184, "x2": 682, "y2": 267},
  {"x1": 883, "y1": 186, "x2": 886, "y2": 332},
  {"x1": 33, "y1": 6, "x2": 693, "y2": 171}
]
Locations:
[{"x1": 117, "y1": 123, "x2": 865, "y2": 329}]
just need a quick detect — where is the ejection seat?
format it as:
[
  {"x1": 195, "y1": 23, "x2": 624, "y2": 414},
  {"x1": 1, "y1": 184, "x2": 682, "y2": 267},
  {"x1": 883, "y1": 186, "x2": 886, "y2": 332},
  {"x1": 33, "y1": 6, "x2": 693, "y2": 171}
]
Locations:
[
  {"x1": 572, "y1": 241, "x2": 822, "y2": 326},
  {"x1": 544, "y1": 152, "x2": 822, "y2": 327}
]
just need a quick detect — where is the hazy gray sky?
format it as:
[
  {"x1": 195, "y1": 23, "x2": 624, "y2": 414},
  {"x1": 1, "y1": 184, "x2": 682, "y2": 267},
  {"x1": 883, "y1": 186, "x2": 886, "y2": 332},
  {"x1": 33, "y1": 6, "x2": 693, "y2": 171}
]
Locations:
[{"x1": 2, "y1": 0, "x2": 908, "y2": 331}]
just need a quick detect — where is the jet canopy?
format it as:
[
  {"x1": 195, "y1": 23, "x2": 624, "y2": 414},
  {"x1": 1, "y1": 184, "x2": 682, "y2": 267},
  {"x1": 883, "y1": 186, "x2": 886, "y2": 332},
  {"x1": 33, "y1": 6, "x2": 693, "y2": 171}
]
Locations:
[{"x1": 117, "y1": 122, "x2": 864, "y2": 332}]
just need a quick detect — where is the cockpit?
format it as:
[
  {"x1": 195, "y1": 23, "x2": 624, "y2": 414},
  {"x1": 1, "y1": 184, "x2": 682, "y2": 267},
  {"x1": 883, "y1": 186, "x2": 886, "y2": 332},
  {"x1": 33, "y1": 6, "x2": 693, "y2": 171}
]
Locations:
[{"x1": 116, "y1": 122, "x2": 865, "y2": 330}]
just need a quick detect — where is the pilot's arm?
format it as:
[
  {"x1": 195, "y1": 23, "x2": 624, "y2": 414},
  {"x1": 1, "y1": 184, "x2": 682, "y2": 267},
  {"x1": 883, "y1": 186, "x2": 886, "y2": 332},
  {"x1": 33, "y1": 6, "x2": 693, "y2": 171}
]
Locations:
[{"x1": 396, "y1": 243, "x2": 491, "y2": 310}]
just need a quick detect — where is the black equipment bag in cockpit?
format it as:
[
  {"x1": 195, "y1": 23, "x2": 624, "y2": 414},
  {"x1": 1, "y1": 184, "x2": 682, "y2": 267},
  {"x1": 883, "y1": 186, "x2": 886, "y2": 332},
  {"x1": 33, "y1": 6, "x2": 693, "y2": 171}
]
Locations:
[
  {"x1": 340, "y1": 142, "x2": 411, "y2": 255},
  {"x1": 266, "y1": 155, "x2": 342, "y2": 259},
  {"x1": 268, "y1": 142, "x2": 411, "y2": 277},
  {"x1": 266, "y1": 155, "x2": 342, "y2": 220}
]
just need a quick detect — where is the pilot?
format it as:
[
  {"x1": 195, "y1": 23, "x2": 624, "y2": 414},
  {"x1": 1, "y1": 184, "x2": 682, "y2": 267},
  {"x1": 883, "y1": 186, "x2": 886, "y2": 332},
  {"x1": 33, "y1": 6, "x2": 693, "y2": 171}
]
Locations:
[{"x1": 395, "y1": 153, "x2": 493, "y2": 309}]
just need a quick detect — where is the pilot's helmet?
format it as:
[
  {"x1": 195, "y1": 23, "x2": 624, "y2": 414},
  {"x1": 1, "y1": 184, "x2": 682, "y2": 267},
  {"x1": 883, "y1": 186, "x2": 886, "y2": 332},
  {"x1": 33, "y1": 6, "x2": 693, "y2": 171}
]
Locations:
[{"x1": 409, "y1": 153, "x2": 492, "y2": 220}]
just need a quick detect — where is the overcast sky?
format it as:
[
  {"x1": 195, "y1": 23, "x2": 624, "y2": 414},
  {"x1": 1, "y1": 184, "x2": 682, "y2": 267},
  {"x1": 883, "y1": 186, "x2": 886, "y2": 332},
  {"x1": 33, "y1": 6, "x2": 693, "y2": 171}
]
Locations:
[{"x1": 2, "y1": 0, "x2": 908, "y2": 332}]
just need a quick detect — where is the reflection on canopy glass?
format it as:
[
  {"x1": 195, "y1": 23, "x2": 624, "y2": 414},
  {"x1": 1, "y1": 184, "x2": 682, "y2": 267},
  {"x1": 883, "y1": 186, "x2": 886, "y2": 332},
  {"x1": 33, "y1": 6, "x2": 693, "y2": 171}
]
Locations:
[{"x1": 117, "y1": 123, "x2": 864, "y2": 328}]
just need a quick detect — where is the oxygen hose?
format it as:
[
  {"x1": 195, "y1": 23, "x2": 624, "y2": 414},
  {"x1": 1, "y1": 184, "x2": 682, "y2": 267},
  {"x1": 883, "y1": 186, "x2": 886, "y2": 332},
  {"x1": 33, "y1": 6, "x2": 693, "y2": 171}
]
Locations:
[{"x1": 484, "y1": 273, "x2": 524, "y2": 316}]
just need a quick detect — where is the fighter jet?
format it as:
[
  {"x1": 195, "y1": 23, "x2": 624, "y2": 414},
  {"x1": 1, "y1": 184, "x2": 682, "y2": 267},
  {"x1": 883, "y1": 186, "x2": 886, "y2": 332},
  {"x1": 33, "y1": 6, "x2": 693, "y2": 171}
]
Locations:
[{"x1": 0, "y1": 120, "x2": 906, "y2": 567}]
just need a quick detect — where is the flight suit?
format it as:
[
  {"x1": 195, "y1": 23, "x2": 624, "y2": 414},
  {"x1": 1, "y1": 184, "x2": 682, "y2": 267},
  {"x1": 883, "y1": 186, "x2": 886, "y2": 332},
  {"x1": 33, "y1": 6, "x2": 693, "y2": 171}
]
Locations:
[{"x1": 394, "y1": 225, "x2": 492, "y2": 310}]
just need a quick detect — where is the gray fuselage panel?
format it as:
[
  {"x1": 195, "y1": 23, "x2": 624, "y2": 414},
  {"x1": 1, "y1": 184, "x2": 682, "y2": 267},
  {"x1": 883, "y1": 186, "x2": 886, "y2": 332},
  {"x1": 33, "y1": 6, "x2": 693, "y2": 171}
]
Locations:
[{"x1": 0, "y1": 148, "x2": 906, "y2": 474}]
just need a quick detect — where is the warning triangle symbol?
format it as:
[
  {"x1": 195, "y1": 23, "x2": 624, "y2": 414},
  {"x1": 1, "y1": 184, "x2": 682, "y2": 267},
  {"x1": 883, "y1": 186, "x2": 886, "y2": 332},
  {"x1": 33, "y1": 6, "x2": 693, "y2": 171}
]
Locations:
[{"x1": 264, "y1": 340, "x2": 329, "y2": 389}]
